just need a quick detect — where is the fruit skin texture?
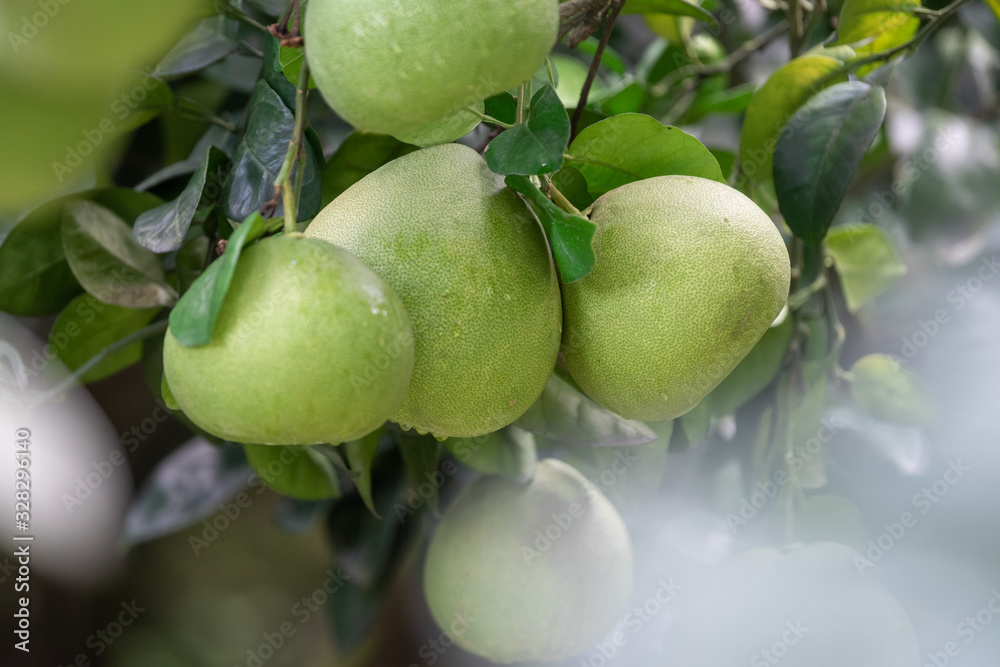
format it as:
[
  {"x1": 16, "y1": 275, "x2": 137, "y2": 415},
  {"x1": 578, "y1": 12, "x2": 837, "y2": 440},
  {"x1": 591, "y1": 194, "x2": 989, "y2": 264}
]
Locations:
[
  {"x1": 562, "y1": 175, "x2": 790, "y2": 421},
  {"x1": 306, "y1": 144, "x2": 561, "y2": 438},
  {"x1": 163, "y1": 235, "x2": 414, "y2": 446},
  {"x1": 661, "y1": 542, "x2": 921, "y2": 667},
  {"x1": 303, "y1": 0, "x2": 558, "y2": 137},
  {"x1": 423, "y1": 458, "x2": 634, "y2": 663}
]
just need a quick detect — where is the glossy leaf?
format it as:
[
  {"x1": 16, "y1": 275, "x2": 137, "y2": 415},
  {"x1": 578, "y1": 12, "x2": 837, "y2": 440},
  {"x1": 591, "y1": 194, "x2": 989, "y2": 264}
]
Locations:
[
  {"x1": 156, "y1": 15, "x2": 239, "y2": 77},
  {"x1": 49, "y1": 294, "x2": 160, "y2": 383},
  {"x1": 826, "y1": 223, "x2": 906, "y2": 311},
  {"x1": 223, "y1": 80, "x2": 322, "y2": 223},
  {"x1": 0, "y1": 189, "x2": 160, "y2": 316},
  {"x1": 320, "y1": 133, "x2": 418, "y2": 207},
  {"x1": 168, "y1": 212, "x2": 275, "y2": 347},
  {"x1": 123, "y1": 440, "x2": 252, "y2": 546},
  {"x1": 278, "y1": 46, "x2": 317, "y2": 89},
  {"x1": 345, "y1": 428, "x2": 384, "y2": 518},
  {"x1": 134, "y1": 147, "x2": 230, "y2": 253},
  {"x1": 739, "y1": 55, "x2": 847, "y2": 185},
  {"x1": 505, "y1": 175, "x2": 596, "y2": 283},
  {"x1": 710, "y1": 317, "x2": 794, "y2": 417},
  {"x1": 485, "y1": 86, "x2": 570, "y2": 176},
  {"x1": 623, "y1": 0, "x2": 719, "y2": 28},
  {"x1": 61, "y1": 201, "x2": 177, "y2": 307},
  {"x1": 445, "y1": 426, "x2": 538, "y2": 482},
  {"x1": 774, "y1": 82, "x2": 887, "y2": 244},
  {"x1": 243, "y1": 444, "x2": 341, "y2": 500},
  {"x1": 849, "y1": 354, "x2": 937, "y2": 426},
  {"x1": 567, "y1": 113, "x2": 725, "y2": 198},
  {"x1": 517, "y1": 373, "x2": 657, "y2": 446},
  {"x1": 836, "y1": 0, "x2": 921, "y2": 65}
]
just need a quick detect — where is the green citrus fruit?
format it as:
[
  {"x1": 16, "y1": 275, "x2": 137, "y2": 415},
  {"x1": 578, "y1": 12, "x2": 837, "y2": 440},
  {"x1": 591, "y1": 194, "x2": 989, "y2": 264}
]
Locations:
[
  {"x1": 306, "y1": 144, "x2": 561, "y2": 438},
  {"x1": 423, "y1": 458, "x2": 633, "y2": 663},
  {"x1": 163, "y1": 235, "x2": 414, "y2": 445},
  {"x1": 304, "y1": 0, "x2": 559, "y2": 137},
  {"x1": 662, "y1": 542, "x2": 921, "y2": 666},
  {"x1": 561, "y1": 175, "x2": 790, "y2": 421}
]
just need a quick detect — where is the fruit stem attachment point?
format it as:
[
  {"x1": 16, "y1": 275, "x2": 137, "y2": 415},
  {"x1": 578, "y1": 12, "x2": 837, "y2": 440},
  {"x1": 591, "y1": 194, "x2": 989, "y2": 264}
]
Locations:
[{"x1": 545, "y1": 177, "x2": 584, "y2": 217}]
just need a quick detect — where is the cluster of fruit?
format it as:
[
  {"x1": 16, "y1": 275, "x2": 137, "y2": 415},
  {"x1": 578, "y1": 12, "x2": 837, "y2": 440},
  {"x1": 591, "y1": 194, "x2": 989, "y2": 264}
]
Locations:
[{"x1": 161, "y1": 0, "x2": 791, "y2": 662}]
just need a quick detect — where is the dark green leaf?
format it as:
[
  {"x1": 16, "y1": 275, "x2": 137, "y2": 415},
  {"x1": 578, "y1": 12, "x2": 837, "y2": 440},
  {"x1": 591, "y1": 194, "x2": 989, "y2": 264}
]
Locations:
[
  {"x1": 826, "y1": 223, "x2": 906, "y2": 311},
  {"x1": 774, "y1": 82, "x2": 887, "y2": 244},
  {"x1": 123, "y1": 441, "x2": 251, "y2": 546},
  {"x1": 567, "y1": 113, "x2": 725, "y2": 198},
  {"x1": 176, "y1": 236, "x2": 211, "y2": 296},
  {"x1": 49, "y1": 294, "x2": 160, "y2": 383},
  {"x1": 518, "y1": 373, "x2": 657, "y2": 446},
  {"x1": 0, "y1": 189, "x2": 160, "y2": 316},
  {"x1": 396, "y1": 430, "x2": 441, "y2": 515},
  {"x1": 156, "y1": 15, "x2": 239, "y2": 77},
  {"x1": 484, "y1": 91, "x2": 518, "y2": 125},
  {"x1": 243, "y1": 444, "x2": 341, "y2": 500},
  {"x1": 551, "y1": 165, "x2": 595, "y2": 211},
  {"x1": 484, "y1": 86, "x2": 570, "y2": 176},
  {"x1": 320, "y1": 133, "x2": 418, "y2": 207},
  {"x1": 61, "y1": 201, "x2": 177, "y2": 307},
  {"x1": 134, "y1": 147, "x2": 230, "y2": 253},
  {"x1": 445, "y1": 426, "x2": 538, "y2": 482},
  {"x1": 223, "y1": 80, "x2": 322, "y2": 223},
  {"x1": 168, "y1": 212, "x2": 275, "y2": 347},
  {"x1": 504, "y1": 175, "x2": 596, "y2": 283},
  {"x1": 623, "y1": 0, "x2": 720, "y2": 28},
  {"x1": 345, "y1": 428, "x2": 384, "y2": 517}
]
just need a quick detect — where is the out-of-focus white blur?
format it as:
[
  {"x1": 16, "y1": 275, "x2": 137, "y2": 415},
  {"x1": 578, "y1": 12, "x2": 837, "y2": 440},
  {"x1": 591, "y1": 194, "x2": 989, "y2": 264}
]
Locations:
[{"x1": 0, "y1": 313, "x2": 130, "y2": 587}]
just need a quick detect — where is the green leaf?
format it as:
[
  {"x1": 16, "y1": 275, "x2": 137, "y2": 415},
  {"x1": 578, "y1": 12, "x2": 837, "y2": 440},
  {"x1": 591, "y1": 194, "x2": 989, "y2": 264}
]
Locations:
[
  {"x1": 504, "y1": 175, "x2": 596, "y2": 283},
  {"x1": 0, "y1": 189, "x2": 160, "y2": 317},
  {"x1": 134, "y1": 146, "x2": 230, "y2": 253},
  {"x1": 623, "y1": 0, "x2": 719, "y2": 28},
  {"x1": 549, "y1": 54, "x2": 607, "y2": 108},
  {"x1": 445, "y1": 426, "x2": 538, "y2": 482},
  {"x1": 396, "y1": 430, "x2": 441, "y2": 515},
  {"x1": 517, "y1": 373, "x2": 657, "y2": 446},
  {"x1": 739, "y1": 55, "x2": 847, "y2": 186},
  {"x1": 710, "y1": 317, "x2": 794, "y2": 417},
  {"x1": 176, "y1": 236, "x2": 211, "y2": 296},
  {"x1": 116, "y1": 78, "x2": 175, "y2": 135},
  {"x1": 686, "y1": 82, "x2": 756, "y2": 118},
  {"x1": 278, "y1": 46, "x2": 317, "y2": 89},
  {"x1": 123, "y1": 441, "x2": 252, "y2": 546},
  {"x1": 826, "y1": 223, "x2": 906, "y2": 311},
  {"x1": 835, "y1": 0, "x2": 921, "y2": 67},
  {"x1": 320, "y1": 133, "x2": 418, "y2": 207},
  {"x1": 849, "y1": 354, "x2": 937, "y2": 426},
  {"x1": 136, "y1": 123, "x2": 236, "y2": 192},
  {"x1": 223, "y1": 80, "x2": 323, "y2": 223},
  {"x1": 168, "y1": 212, "x2": 275, "y2": 347},
  {"x1": 551, "y1": 165, "x2": 595, "y2": 211},
  {"x1": 485, "y1": 86, "x2": 570, "y2": 176},
  {"x1": 243, "y1": 444, "x2": 341, "y2": 500},
  {"x1": 567, "y1": 113, "x2": 725, "y2": 198},
  {"x1": 61, "y1": 201, "x2": 177, "y2": 308},
  {"x1": 774, "y1": 82, "x2": 887, "y2": 244},
  {"x1": 601, "y1": 81, "x2": 646, "y2": 116},
  {"x1": 156, "y1": 15, "x2": 239, "y2": 77},
  {"x1": 49, "y1": 294, "x2": 160, "y2": 383},
  {"x1": 484, "y1": 92, "x2": 518, "y2": 125},
  {"x1": 345, "y1": 428, "x2": 384, "y2": 518},
  {"x1": 681, "y1": 397, "x2": 711, "y2": 445}
]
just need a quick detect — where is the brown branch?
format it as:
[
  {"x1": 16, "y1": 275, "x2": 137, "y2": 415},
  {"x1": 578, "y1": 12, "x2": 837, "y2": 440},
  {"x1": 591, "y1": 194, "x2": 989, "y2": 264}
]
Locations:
[{"x1": 570, "y1": 0, "x2": 625, "y2": 140}]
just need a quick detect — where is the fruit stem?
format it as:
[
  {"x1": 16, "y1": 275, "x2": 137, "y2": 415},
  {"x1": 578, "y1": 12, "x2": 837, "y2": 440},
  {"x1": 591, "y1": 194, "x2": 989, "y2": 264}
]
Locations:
[
  {"x1": 545, "y1": 178, "x2": 584, "y2": 217},
  {"x1": 272, "y1": 58, "x2": 311, "y2": 234},
  {"x1": 468, "y1": 106, "x2": 514, "y2": 129},
  {"x1": 569, "y1": 0, "x2": 625, "y2": 140},
  {"x1": 516, "y1": 82, "x2": 530, "y2": 124}
]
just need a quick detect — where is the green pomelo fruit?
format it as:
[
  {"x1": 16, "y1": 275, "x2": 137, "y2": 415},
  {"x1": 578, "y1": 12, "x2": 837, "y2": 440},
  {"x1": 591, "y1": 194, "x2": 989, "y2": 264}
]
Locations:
[
  {"x1": 561, "y1": 175, "x2": 790, "y2": 421},
  {"x1": 393, "y1": 102, "x2": 485, "y2": 147},
  {"x1": 423, "y1": 458, "x2": 633, "y2": 663},
  {"x1": 304, "y1": 0, "x2": 559, "y2": 136},
  {"x1": 163, "y1": 235, "x2": 414, "y2": 445},
  {"x1": 306, "y1": 144, "x2": 561, "y2": 438},
  {"x1": 662, "y1": 542, "x2": 921, "y2": 666}
]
